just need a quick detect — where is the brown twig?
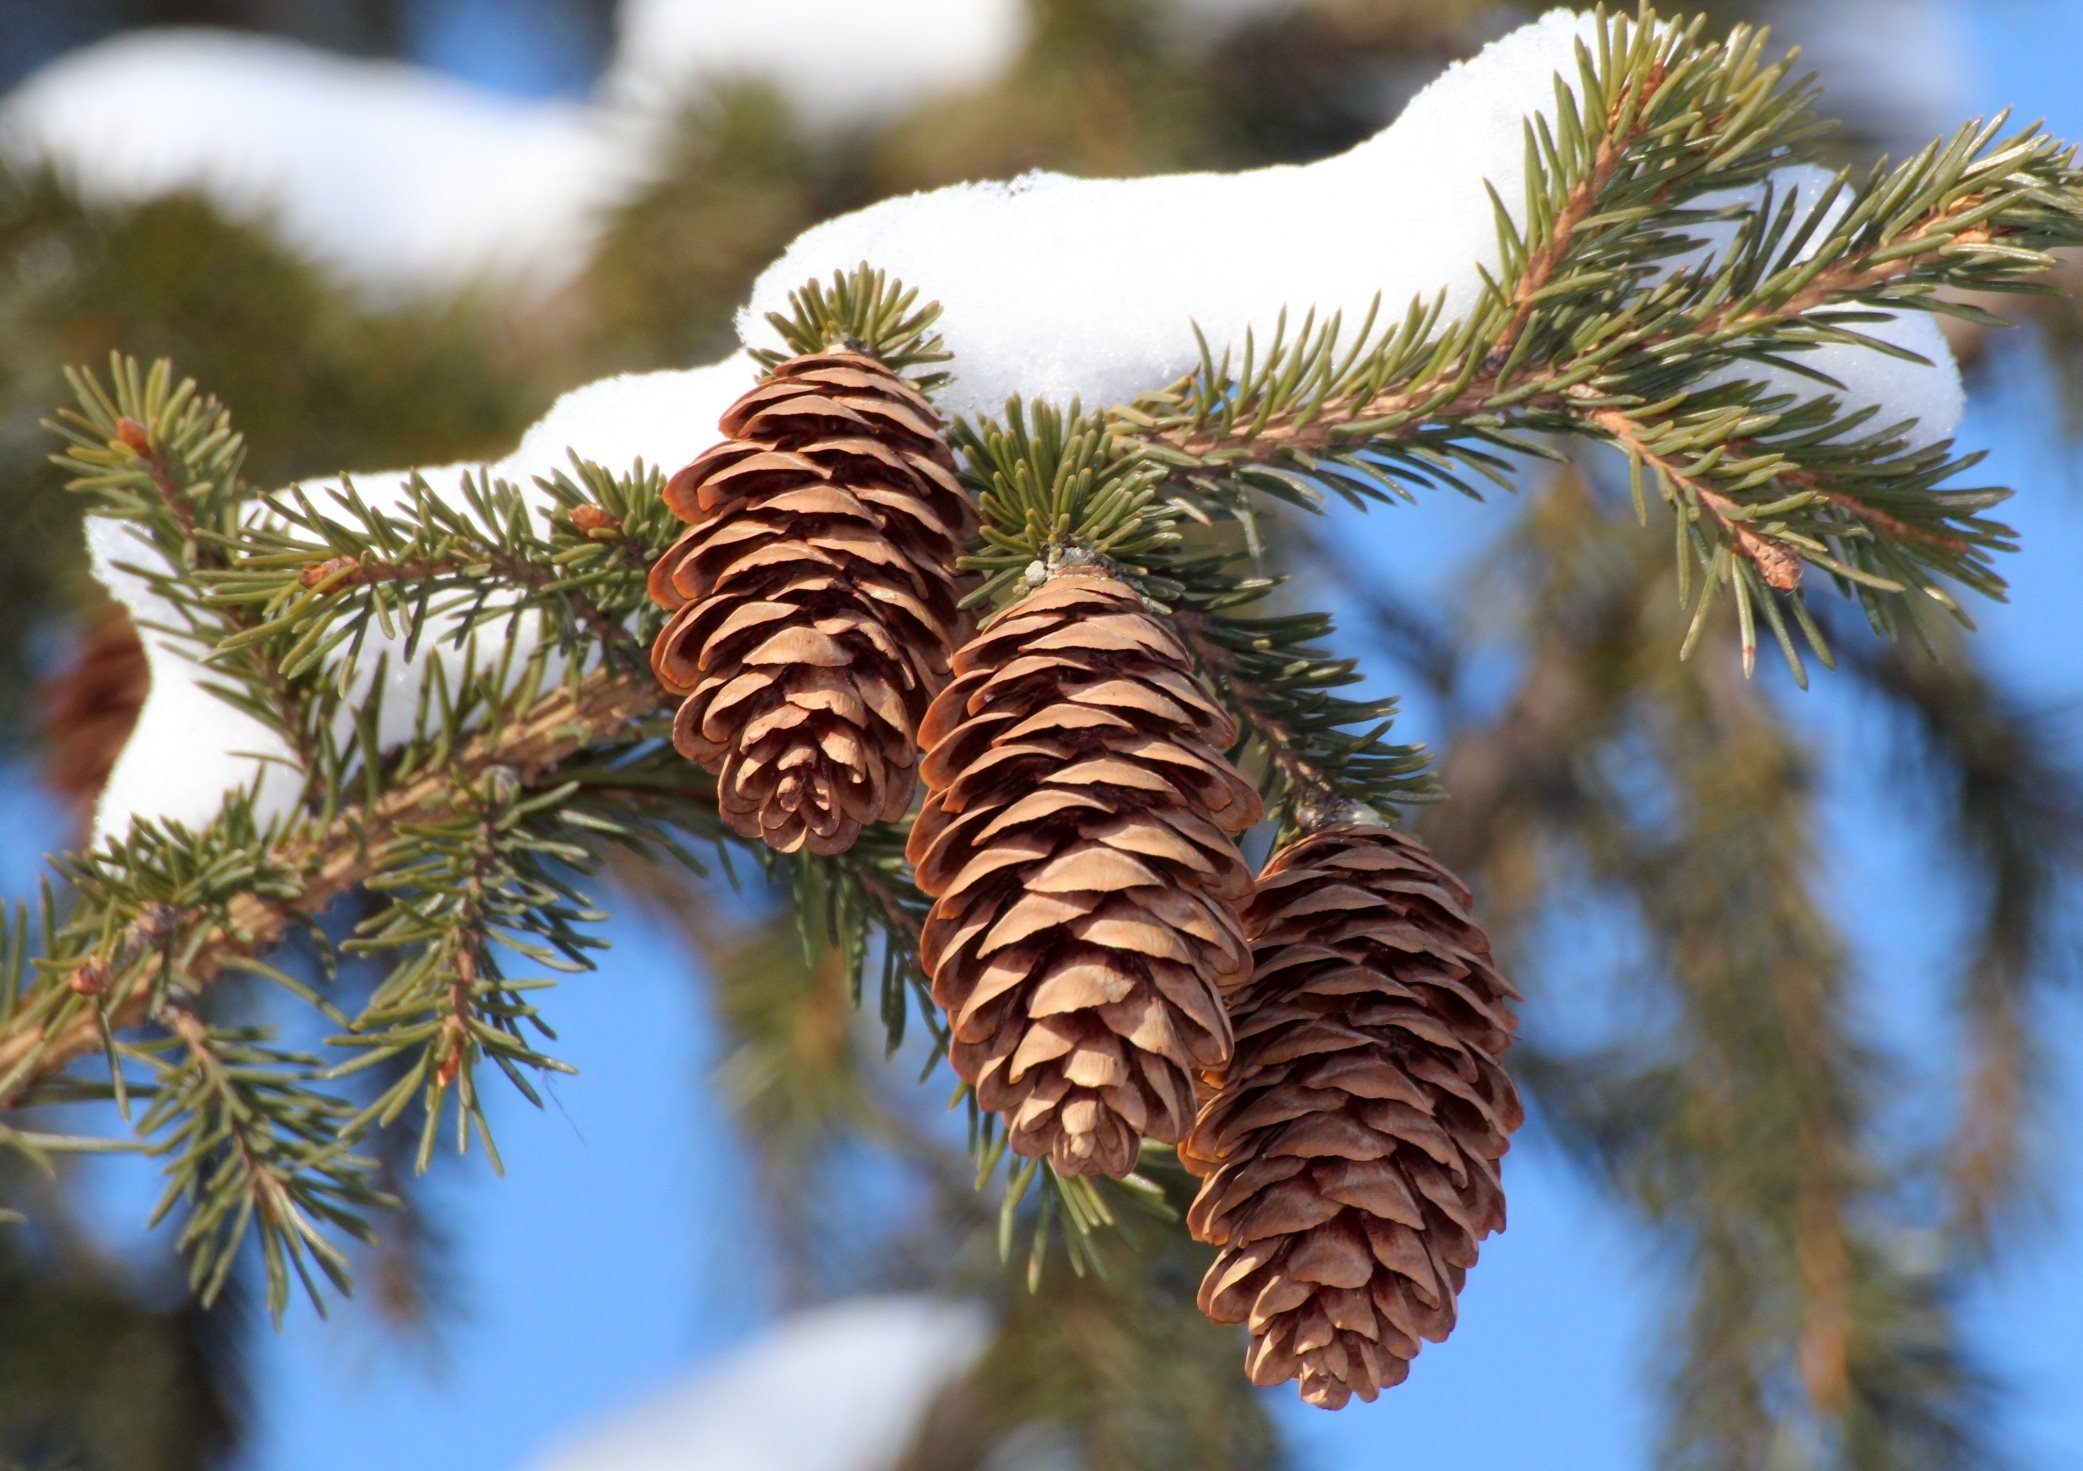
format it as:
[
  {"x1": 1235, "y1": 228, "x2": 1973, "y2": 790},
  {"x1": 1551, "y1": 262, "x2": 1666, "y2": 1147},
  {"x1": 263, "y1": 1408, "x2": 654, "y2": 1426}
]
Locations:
[
  {"x1": 1697, "y1": 220, "x2": 2002, "y2": 341},
  {"x1": 118, "y1": 418, "x2": 195, "y2": 533},
  {"x1": 116, "y1": 417, "x2": 323, "y2": 772},
  {"x1": 1488, "y1": 59, "x2": 1669, "y2": 368},
  {"x1": 300, "y1": 554, "x2": 466, "y2": 590},
  {"x1": 1574, "y1": 396, "x2": 1804, "y2": 592},
  {"x1": 1783, "y1": 470, "x2": 1972, "y2": 555}
]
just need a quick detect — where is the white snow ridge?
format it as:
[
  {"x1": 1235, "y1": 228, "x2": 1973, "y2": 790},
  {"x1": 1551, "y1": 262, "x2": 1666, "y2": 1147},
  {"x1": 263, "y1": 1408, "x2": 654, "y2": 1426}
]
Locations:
[{"x1": 740, "y1": 9, "x2": 1961, "y2": 436}]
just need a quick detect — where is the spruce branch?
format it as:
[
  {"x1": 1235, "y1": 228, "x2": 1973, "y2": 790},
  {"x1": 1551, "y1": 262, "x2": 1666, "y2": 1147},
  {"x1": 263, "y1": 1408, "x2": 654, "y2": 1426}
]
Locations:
[
  {"x1": 952, "y1": 397, "x2": 1432, "y2": 819},
  {"x1": 0, "y1": 669, "x2": 662, "y2": 1113},
  {"x1": 212, "y1": 456, "x2": 675, "y2": 683},
  {"x1": 50, "y1": 357, "x2": 246, "y2": 545},
  {"x1": 53, "y1": 356, "x2": 321, "y2": 769},
  {"x1": 326, "y1": 765, "x2": 609, "y2": 1173},
  {"x1": 1103, "y1": 9, "x2": 2083, "y2": 674},
  {"x1": 1113, "y1": 9, "x2": 1824, "y2": 470},
  {"x1": 948, "y1": 398, "x2": 1182, "y2": 608},
  {"x1": 135, "y1": 1007, "x2": 390, "y2": 1321},
  {"x1": 1170, "y1": 591, "x2": 1436, "y2": 823}
]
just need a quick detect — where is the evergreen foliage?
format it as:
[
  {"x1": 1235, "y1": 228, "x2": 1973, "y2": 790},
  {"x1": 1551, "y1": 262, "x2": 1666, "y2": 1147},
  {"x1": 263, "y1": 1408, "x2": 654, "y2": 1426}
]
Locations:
[{"x1": 6, "y1": 4, "x2": 2083, "y2": 1468}]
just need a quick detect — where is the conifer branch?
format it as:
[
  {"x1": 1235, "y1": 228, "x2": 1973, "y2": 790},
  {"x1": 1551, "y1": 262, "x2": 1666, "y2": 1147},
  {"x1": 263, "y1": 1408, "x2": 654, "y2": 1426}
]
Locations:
[
  {"x1": 1573, "y1": 395, "x2": 1806, "y2": 594},
  {"x1": 216, "y1": 458, "x2": 671, "y2": 680},
  {"x1": 1176, "y1": 610, "x2": 1335, "y2": 802},
  {"x1": 298, "y1": 553, "x2": 466, "y2": 591},
  {"x1": 0, "y1": 669, "x2": 661, "y2": 1110},
  {"x1": 138, "y1": 1006, "x2": 389, "y2": 1319},
  {"x1": 1125, "y1": 119, "x2": 2071, "y2": 477},
  {"x1": 1171, "y1": 600, "x2": 1434, "y2": 822},
  {"x1": 1104, "y1": 12, "x2": 2083, "y2": 674},
  {"x1": 59, "y1": 361, "x2": 321, "y2": 769}
]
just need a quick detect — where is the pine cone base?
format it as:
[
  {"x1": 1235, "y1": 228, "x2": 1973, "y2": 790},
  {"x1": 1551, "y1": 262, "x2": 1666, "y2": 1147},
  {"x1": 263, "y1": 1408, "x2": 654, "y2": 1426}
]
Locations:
[{"x1": 1185, "y1": 824, "x2": 1523, "y2": 1408}]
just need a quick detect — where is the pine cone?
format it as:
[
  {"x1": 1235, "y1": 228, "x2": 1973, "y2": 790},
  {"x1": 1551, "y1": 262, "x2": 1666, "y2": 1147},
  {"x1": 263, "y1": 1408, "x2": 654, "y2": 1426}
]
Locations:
[
  {"x1": 40, "y1": 606, "x2": 150, "y2": 816},
  {"x1": 648, "y1": 351, "x2": 974, "y2": 855},
  {"x1": 907, "y1": 567, "x2": 1263, "y2": 1178},
  {"x1": 1184, "y1": 823, "x2": 1522, "y2": 1408}
]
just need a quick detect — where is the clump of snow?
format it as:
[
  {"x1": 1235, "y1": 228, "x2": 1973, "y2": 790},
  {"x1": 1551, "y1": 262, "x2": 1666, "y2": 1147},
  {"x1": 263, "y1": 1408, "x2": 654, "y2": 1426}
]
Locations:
[
  {"x1": 0, "y1": 29, "x2": 633, "y2": 298},
  {"x1": 89, "y1": 354, "x2": 755, "y2": 844},
  {"x1": 602, "y1": 0, "x2": 1027, "y2": 125},
  {"x1": 0, "y1": 5, "x2": 1031, "y2": 299},
  {"x1": 522, "y1": 1295, "x2": 992, "y2": 1471},
  {"x1": 1793, "y1": 310, "x2": 1964, "y2": 444},
  {"x1": 739, "y1": 11, "x2": 1605, "y2": 419},
  {"x1": 741, "y1": 9, "x2": 1962, "y2": 439},
  {"x1": 507, "y1": 357, "x2": 758, "y2": 479}
]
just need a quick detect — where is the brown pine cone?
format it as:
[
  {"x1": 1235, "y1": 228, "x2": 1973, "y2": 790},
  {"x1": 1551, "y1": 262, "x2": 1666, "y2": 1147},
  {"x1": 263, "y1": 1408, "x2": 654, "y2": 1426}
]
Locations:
[
  {"x1": 906, "y1": 566, "x2": 1264, "y2": 1178},
  {"x1": 1184, "y1": 823, "x2": 1522, "y2": 1409},
  {"x1": 40, "y1": 605, "x2": 150, "y2": 818},
  {"x1": 648, "y1": 351, "x2": 975, "y2": 855}
]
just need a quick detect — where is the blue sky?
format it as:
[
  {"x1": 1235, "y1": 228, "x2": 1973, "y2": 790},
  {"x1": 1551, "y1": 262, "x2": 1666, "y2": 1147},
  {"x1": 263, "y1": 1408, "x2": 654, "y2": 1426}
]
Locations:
[{"x1": 7, "y1": 3, "x2": 2082, "y2": 1468}]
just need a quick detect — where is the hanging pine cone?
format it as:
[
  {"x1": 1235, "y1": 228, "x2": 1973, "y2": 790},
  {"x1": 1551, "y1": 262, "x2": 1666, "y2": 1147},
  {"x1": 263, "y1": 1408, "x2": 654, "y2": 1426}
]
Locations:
[
  {"x1": 906, "y1": 565, "x2": 1264, "y2": 1178},
  {"x1": 648, "y1": 351, "x2": 974, "y2": 855},
  {"x1": 40, "y1": 605, "x2": 150, "y2": 818},
  {"x1": 1184, "y1": 823, "x2": 1522, "y2": 1409}
]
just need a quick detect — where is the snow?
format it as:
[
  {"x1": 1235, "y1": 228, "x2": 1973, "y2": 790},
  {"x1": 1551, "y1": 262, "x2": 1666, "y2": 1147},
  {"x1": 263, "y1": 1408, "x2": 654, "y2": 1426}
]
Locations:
[
  {"x1": 521, "y1": 1295, "x2": 992, "y2": 1471},
  {"x1": 0, "y1": 0, "x2": 1029, "y2": 297},
  {"x1": 89, "y1": 355, "x2": 755, "y2": 845},
  {"x1": 0, "y1": 29, "x2": 631, "y2": 298},
  {"x1": 602, "y1": 0, "x2": 1027, "y2": 124},
  {"x1": 740, "y1": 11, "x2": 1616, "y2": 420},
  {"x1": 508, "y1": 355, "x2": 760, "y2": 482},
  {"x1": 79, "y1": 12, "x2": 1972, "y2": 842},
  {"x1": 742, "y1": 10, "x2": 1962, "y2": 436},
  {"x1": 89, "y1": 516, "x2": 305, "y2": 843},
  {"x1": 1686, "y1": 164, "x2": 1964, "y2": 442}
]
